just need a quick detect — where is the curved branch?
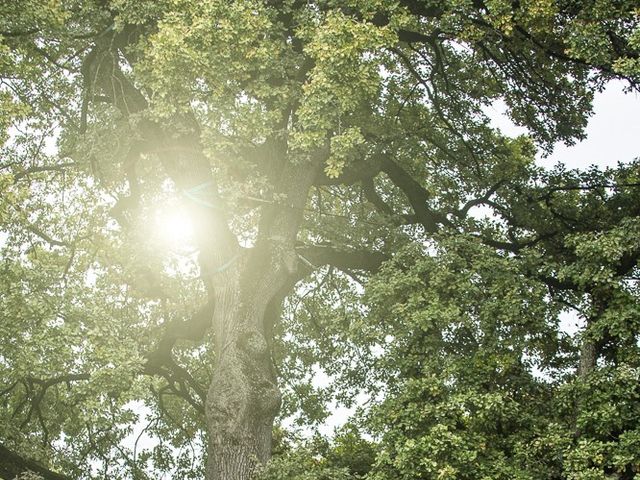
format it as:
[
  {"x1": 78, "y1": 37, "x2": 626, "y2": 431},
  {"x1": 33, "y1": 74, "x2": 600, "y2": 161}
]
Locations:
[{"x1": 144, "y1": 299, "x2": 215, "y2": 368}]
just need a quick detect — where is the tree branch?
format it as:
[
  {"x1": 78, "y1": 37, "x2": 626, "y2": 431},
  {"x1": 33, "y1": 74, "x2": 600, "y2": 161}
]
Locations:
[
  {"x1": 12, "y1": 163, "x2": 80, "y2": 182},
  {"x1": 380, "y1": 156, "x2": 450, "y2": 232},
  {"x1": 0, "y1": 443, "x2": 72, "y2": 480},
  {"x1": 295, "y1": 244, "x2": 389, "y2": 273},
  {"x1": 144, "y1": 299, "x2": 215, "y2": 368}
]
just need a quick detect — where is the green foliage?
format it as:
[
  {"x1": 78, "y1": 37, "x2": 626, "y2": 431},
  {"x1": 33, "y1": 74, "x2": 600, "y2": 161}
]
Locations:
[
  {"x1": 0, "y1": 0, "x2": 639, "y2": 478},
  {"x1": 360, "y1": 237, "x2": 562, "y2": 480},
  {"x1": 258, "y1": 426, "x2": 375, "y2": 480}
]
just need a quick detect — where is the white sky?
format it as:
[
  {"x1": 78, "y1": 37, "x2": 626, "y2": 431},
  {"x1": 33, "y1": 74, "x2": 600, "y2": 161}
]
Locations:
[
  {"x1": 487, "y1": 79, "x2": 640, "y2": 170},
  {"x1": 542, "y1": 83, "x2": 640, "y2": 170}
]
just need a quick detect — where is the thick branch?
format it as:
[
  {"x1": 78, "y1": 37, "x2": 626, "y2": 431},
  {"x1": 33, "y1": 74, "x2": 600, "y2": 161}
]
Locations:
[
  {"x1": 84, "y1": 39, "x2": 147, "y2": 115},
  {"x1": 144, "y1": 299, "x2": 215, "y2": 368},
  {"x1": 456, "y1": 181, "x2": 504, "y2": 218},
  {"x1": 362, "y1": 177, "x2": 396, "y2": 217},
  {"x1": 256, "y1": 145, "x2": 329, "y2": 250},
  {"x1": 12, "y1": 163, "x2": 80, "y2": 182},
  {"x1": 380, "y1": 156, "x2": 450, "y2": 232},
  {"x1": 0, "y1": 443, "x2": 72, "y2": 480},
  {"x1": 25, "y1": 223, "x2": 69, "y2": 247},
  {"x1": 295, "y1": 244, "x2": 389, "y2": 273},
  {"x1": 141, "y1": 299, "x2": 214, "y2": 409}
]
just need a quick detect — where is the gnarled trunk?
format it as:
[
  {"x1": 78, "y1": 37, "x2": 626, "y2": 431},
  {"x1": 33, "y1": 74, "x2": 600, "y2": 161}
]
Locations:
[
  {"x1": 204, "y1": 257, "x2": 285, "y2": 480},
  {"x1": 206, "y1": 336, "x2": 281, "y2": 480},
  {"x1": 207, "y1": 332, "x2": 280, "y2": 480}
]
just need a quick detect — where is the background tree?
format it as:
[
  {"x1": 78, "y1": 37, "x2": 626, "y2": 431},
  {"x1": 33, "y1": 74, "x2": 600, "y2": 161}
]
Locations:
[{"x1": 0, "y1": 1, "x2": 638, "y2": 479}]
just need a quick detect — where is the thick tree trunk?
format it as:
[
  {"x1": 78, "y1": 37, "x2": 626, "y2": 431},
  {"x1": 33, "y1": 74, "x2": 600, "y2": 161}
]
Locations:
[
  {"x1": 204, "y1": 259, "x2": 284, "y2": 480},
  {"x1": 206, "y1": 340, "x2": 280, "y2": 480}
]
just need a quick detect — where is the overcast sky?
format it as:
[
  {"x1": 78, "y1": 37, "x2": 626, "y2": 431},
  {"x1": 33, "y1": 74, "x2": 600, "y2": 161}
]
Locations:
[{"x1": 488, "y1": 79, "x2": 640, "y2": 171}]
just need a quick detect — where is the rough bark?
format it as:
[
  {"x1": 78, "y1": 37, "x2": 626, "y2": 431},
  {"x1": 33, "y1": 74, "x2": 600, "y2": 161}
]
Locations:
[
  {"x1": 578, "y1": 288, "x2": 610, "y2": 379},
  {"x1": 206, "y1": 330, "x2": 281, "y2": 480},
  {"x1": 204, "y1": 249, "x2": 285, "y2": 479},
  {"x1": 574, "y1": 288, "x2": 610, "y2": 438},
  {"x1": 203, "y1": 151, "x2": 323, "y2": 479},
  {"x1": 577, "y1": 338, "x2": 597, "y2": 379}
]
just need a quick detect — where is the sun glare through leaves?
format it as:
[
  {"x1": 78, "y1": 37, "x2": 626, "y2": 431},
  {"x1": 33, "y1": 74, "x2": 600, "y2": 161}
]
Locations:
[{"x1": 153, "y1": 205, "x2": 195, "y2": 250}]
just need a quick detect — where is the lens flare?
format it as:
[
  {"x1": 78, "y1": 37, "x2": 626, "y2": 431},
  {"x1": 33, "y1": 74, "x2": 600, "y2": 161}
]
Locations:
[{"x1": 154, "y1": 207, "x2": 194, "y2": 248}]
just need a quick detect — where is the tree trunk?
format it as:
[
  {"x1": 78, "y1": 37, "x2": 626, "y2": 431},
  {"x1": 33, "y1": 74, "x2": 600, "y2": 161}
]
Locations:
[
  {"x1": 206, "y1": 340, "x2": 280, "y2": 480},
  {"x1": 578, "y1": 288, "x2": 610, "y2": 379},
  {"x1": 204, "y1": 257, "x2": 284, "y2": 480},
  {"x1": 574, "y1": 288, "x2": 609, "y2": 437},
  {"x1": 577, "y1": 338, "x2": 596, "y2": 378}
]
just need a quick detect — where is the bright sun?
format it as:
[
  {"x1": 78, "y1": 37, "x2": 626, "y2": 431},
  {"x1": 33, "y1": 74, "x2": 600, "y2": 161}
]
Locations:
[{"x1": 154, "y1": 207, "x2": 195, "y2": 248}]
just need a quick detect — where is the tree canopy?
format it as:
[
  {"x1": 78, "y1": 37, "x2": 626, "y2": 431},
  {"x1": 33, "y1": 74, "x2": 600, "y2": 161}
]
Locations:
[{"x1": 0, "y1": 1, "x2": 639, "y2": 479}]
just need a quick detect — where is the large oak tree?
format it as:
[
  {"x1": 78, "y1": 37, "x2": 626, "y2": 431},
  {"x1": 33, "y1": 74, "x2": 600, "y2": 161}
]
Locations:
[{"x1": 1, "y1": 1, "x2": 638, "y2": 479}]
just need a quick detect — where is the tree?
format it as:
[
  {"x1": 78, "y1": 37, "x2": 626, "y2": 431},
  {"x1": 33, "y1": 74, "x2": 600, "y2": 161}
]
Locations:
[
  {"x1": 1, "y1": 1, "x2": 638, "y2": 479},
  {"x1": 354, "y1": 163, "x2": 640, "y2": 480}
]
